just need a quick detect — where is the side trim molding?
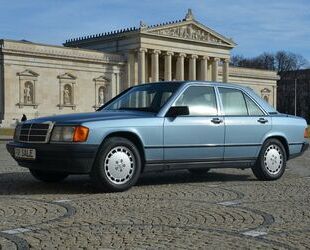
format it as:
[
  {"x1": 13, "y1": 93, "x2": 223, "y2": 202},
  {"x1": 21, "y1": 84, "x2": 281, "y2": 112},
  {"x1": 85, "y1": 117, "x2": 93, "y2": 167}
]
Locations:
[
  {"x1": 145, "y1": 143, "x2": 262, "y2": 149},
  {"x1": 144, "y1": 158, "x2": 256, "y2": 173}
]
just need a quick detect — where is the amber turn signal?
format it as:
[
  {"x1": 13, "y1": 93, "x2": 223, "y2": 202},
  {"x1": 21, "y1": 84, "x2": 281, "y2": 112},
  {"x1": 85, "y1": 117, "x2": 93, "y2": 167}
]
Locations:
[
  {"x1": 73, "y1": 126, "x2": 89, "y2": 142},
  {"x1": 304, "y1": 128, "x2": 309, "y2": 138}
]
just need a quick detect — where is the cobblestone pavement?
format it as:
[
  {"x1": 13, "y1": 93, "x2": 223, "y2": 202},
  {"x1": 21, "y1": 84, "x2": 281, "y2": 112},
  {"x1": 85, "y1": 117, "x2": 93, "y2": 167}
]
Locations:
[{"x1": 0, "y1": 141, "x2": 309, "y2": 249}]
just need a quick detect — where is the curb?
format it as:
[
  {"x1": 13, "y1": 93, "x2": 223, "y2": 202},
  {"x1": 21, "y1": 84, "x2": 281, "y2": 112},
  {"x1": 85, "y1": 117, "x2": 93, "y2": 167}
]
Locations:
[{"x1": 0, "y1": 137, "x2": 13, "y2": 142}]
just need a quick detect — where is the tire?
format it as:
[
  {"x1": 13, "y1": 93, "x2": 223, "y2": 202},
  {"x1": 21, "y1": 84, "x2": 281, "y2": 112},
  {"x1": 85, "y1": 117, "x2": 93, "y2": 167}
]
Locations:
[
  {"x1": 188, "y1": 168, "x2": 210, "y2": 175},
  {"x1": 30, "y1": 169, "x2": 69, "y2": 182},
  {"x1": 90, "y1": 137, "x2": 142, "y2": 192},
  {"x1": 252, "y1": 139, "x2": 287, "y2": 181}
]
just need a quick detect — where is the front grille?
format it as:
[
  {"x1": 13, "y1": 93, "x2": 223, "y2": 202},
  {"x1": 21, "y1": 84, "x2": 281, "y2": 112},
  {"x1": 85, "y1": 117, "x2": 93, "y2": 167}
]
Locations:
[{"x1": 14, "y1": 122, "x2": 54, "y2": 143}]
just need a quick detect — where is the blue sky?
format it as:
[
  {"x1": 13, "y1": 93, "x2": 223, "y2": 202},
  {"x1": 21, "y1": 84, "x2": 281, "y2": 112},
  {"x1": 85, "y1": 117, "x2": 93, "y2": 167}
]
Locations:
[{"x1": 0, "y1": 0, "x2": 309, "y2": 63}]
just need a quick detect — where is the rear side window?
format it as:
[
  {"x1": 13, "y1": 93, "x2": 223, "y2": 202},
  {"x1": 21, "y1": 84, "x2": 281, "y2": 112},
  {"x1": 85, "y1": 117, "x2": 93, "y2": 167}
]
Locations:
[
  {"x1": 244, "y1": 95, "x2": 265, "y2": 116},
  {"x1": 175, "y1": 86, "x2": 217, "y2": 116},
  {"x1": 218, "y1": 88, "x2": 247, "y2": 115}
]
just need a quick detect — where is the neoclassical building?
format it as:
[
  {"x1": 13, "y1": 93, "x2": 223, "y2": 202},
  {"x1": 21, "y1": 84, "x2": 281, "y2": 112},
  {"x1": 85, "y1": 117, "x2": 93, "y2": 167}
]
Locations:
[{"x1": 0, "y1": 9, "x2": 279, "y2": 127}]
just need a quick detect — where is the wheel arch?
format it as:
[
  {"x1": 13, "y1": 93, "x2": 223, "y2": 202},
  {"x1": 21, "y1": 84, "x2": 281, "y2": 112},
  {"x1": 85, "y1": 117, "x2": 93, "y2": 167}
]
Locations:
[
  {"x1": 94, "y1": 130, "x2": 146, "y2": 171},
  {"x1": 263, "y1": 135, "x2": 289, "y2": 160}
]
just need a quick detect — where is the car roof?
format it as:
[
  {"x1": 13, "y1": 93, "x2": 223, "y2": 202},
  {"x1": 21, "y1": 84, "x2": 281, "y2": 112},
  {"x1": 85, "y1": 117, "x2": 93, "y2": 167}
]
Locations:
[
  {"x1": 182, "y1": 80, "x2": 250, "y2": 89},
  {"x1": 139, "y1": 80, "x2": 251, "y2": 89},
  {"x1": 140, "y1": 80, "x2": 278, "y2": 114}
]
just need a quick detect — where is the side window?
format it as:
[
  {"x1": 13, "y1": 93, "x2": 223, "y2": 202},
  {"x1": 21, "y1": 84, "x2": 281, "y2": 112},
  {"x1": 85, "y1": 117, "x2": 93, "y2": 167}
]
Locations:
[
  {"x1": 175, "y1": 86, "x2": 217, "y2": 116},
  {"x1": 218, "y1": 88, "x2": 247, "y2": 115},
  {"x1": 244, "y1": 95, "x2": 264, "y2": 116}
]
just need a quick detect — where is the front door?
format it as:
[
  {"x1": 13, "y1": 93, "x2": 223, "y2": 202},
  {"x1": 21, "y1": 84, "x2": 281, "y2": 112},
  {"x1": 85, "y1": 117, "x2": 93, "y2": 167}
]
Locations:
[{"x1": 164, "y1": 85, "x2": 225, "y2": 162}]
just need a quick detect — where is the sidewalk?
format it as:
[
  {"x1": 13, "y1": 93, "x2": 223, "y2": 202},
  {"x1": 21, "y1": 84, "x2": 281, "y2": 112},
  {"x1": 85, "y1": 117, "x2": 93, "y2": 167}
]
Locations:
[{"x1": 0, "y1": 135, "x2": 13, "y2": 141}]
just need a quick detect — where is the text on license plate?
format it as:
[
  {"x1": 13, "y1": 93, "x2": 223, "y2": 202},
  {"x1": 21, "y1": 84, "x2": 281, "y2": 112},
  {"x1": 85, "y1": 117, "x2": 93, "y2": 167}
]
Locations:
[{"x1": 15, "y1": 148, "x2": 36, "y2": 160}]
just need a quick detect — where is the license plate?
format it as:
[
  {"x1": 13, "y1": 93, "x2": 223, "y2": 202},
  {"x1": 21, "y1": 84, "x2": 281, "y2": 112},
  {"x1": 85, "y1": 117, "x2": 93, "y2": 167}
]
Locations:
[{"x1": 15, "y1": 148, "x2": 36, "y2": 160}]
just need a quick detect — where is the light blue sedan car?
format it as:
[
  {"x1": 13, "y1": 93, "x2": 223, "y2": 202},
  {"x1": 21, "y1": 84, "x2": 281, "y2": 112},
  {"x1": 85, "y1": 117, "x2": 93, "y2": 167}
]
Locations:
[{"x1": 7, "y1": 81, "x2": 309, "y2": 191}]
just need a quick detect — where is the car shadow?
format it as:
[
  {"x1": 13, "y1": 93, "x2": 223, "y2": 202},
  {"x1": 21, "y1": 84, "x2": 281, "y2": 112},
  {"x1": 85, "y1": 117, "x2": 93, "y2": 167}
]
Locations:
[
  {"x1": 138, "y1": 170, "x2": 254, "y2": 186},
  {"x1": 0, "y1": 169, "x2": 256, "y2": 196}
]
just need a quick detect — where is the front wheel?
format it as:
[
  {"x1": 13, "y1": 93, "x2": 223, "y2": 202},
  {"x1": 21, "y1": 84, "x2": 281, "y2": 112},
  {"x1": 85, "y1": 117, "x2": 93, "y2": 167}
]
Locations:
[
  {"x1": 30, "y1": 169, "x2": 69, "y2": 182},
  {"x1": 252, "y1": 139, "x2": 286, "y2": 181},
  {"x1": 91, "y1": 137, "x2": 142, "y2": 192}
]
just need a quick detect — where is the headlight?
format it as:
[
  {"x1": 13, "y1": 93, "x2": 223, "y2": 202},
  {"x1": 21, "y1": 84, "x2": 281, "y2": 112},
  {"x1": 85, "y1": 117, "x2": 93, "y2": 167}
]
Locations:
[
  {"x1": 50, "y1": 126, "x2": 89, "y2": 142},
  {"x1": 14, "y1": 124, "x2": 22, "y2": 141}
]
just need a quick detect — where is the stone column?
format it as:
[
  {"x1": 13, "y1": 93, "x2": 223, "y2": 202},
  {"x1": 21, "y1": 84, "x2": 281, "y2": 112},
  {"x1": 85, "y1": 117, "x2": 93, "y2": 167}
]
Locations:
[
  {"x1": 200, "y1": 56, "x2": 209, "y2": 81},
  {"x1": 176, "y1": 53, "x2": 186, "y2": 80},
  {"x1": 189, "y1": 55, "x2": 198, "y2": 80},
  {"x1": 138, "y1": 48, "x2": 147, "y2": 83},
  {"x1": 151, "y1": 50, "x2": 161, "y2": 82},
  {"x1": 164, "y1": 51, "x2": 174, "y2": 81},
  {"x1": 222, "y1": 58, "x2": 230, "y2": 83},
  {"x1": 145, "y1": 53, "x2": 149, "y2": 83},
  {"x1": 127, "y1": 52, "x2": 135, "y2": 87},
  {"x1": 212, "y1": 57, "x2": 220, "y2": 82}
]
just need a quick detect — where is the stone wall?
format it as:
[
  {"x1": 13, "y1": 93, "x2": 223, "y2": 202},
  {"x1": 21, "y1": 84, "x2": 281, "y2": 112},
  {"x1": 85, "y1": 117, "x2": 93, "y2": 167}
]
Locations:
[
  {"x1": 0, "y1": 40, "x2": 279, "y2": 128},
  {"x1": 0, "y1": 40, "x2": 125, "y2": 127},
  {"x1": 225, "y1": 66, "x2": 279, "y2": 107}
]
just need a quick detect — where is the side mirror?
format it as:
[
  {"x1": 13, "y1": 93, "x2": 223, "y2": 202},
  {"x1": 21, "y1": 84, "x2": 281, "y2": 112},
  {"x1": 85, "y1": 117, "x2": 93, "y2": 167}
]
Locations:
[{"x1": 166, "y1": 106, "x2": 189, "y2": 117}]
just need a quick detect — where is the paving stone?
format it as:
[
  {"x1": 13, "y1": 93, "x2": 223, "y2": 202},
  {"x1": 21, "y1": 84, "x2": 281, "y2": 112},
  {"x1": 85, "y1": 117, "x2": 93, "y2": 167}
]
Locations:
[{"x1": 0, "y1": 142, "x2": 309, "y2": 249}]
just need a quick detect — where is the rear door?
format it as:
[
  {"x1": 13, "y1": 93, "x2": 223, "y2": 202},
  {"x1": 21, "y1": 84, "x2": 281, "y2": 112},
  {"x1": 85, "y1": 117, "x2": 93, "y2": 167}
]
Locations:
[{"x1": 218, "y1": 87, "x2": 271, "y2": 160}]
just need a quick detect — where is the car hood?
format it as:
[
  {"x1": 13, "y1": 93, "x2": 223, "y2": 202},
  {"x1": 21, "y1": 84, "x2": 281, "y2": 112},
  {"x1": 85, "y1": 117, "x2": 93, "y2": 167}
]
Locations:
[{"x1": 24, "y1": 110, "x2": 156, "y2": 124}]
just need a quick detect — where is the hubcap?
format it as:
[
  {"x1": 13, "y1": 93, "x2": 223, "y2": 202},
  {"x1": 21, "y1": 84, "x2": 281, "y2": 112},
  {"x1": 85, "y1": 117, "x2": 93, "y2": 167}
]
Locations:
[
  {"x1": 104, "y1": 146, "x2": 135, "y2": 185},
  {"x1": 264, "y1": 144, "x2": 283, "y2": 175}
]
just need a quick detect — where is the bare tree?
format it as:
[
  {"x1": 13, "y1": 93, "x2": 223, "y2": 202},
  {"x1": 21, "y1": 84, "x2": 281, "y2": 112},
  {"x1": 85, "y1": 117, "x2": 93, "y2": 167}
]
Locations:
[{"x1": 230, "y1": 51, "x2": 309, "y2": 73}]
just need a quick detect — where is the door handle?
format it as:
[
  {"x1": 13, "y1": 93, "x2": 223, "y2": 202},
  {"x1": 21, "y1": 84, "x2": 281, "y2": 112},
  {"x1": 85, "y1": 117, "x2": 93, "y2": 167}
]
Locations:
[
  {"x1": 211, "y1": 118, "x2": 223, "y2": 124},
  {"x1": 257, "y1": 118, "x2": 268, "y2": 124}
]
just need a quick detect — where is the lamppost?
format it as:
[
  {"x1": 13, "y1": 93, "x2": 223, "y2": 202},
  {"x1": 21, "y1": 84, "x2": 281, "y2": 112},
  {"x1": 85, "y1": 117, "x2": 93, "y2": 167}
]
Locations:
[{"x1": 294, "y1": 78, "x2": 297, "y2": 116}]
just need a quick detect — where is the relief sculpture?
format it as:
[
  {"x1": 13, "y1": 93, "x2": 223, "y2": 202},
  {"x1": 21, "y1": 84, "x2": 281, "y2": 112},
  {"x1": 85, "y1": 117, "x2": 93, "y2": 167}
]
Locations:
[{"x1": 153, "y1": 24, "x2": 223, "y2": 44}]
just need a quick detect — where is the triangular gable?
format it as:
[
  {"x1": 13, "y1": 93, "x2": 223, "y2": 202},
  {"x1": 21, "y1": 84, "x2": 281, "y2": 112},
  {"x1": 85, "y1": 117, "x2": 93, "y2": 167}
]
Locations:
[
  {"x1": 93, "y1": 75, "x2": 110, "y2": 82},
  {"x1": 17, "y1": 69, "x2": 39, "y2": 77},
  {"x1": 143, "y1": 20, "x2": 236, "y2": 48},
  {"x1": 57, "y1": 72, "x2": 77, "y2": 80}
]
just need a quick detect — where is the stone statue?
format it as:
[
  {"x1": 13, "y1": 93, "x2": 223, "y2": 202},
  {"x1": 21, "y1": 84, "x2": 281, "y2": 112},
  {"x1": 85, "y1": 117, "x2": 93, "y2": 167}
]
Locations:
[
  {"x1": 187, "y1": 25, "x2": 194, "y2": 39},
  {"x1": 63, "y1": 86, "x2": 71, "y2": 105},
  {"x1": 185, "y1": 8, "x2": 194, "y2": 21},
  {"x1": 24, "y1": 84, "x2": 32, "y2": 104},
  {"x1": 98, "y1": 88, "x2": 105, "y2": 105}
]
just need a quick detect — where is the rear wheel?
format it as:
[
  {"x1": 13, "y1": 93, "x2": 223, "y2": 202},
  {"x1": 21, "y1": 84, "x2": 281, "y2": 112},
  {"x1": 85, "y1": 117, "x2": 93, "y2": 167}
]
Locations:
[
  {"x1": 188, "y1": 168, "x2": 210, "y2": 175},
  {"x1": 30, "y1": 169, "x2": 69, "y2": 182},
  {"x1": 252, "y1": 139, "x2": 286, "y2": 181},
  {"x1": 91, "y1": 137, "x2": 141, "y2": 192}
]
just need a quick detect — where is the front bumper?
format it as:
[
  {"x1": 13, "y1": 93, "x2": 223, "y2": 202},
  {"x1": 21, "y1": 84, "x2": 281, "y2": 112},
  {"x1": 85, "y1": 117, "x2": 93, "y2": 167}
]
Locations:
[
  {"x1": 6, "y1": 141, "x2": 99, "y2": 174},
  {"x1": 289, "y1": 141, "x2": 309, "y2": 160}
]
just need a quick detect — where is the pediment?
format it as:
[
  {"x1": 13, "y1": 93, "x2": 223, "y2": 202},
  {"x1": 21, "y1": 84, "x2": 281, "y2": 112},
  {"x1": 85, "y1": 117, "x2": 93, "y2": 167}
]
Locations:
[
  {"x1": 93, "y1": 75, "x2": 110, "y2": 82},
  {"x1": 17, "y1": 69, "x2": 39, "y2": 77},
  {"x1": 57, "y1": 72, "x2": 77, "y2": 80},
  {"x1": 144, "y1": 21, "x2": 236, "y2": 47}
]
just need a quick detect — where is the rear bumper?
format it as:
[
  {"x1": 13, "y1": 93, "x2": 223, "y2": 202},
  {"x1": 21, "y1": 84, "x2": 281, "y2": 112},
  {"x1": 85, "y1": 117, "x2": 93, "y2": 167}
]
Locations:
[
  {"x1": 6, "y1": 141, "x2": 99, "y2": 174},
  {"x1": 289, "y1": 142, "x2": 309, "y2": 160}
]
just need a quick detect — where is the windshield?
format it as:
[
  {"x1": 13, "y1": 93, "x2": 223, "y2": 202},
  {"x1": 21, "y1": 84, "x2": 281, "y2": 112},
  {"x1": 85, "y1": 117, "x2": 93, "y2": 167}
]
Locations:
[{"x1": 103, "y1": 82, "x2": 182, "y2": 113}]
